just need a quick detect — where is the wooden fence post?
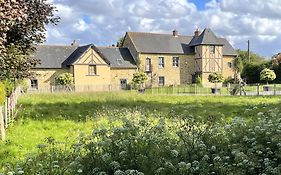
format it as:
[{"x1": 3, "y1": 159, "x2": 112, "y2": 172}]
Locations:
[
  {"x1": 0, "y1": 106, "x2": 5, "y2": 141},
  {"x1": 257, "y1": 83, "x2": 260, "y2": 96},
  {"x1": 274, "y1": 84, "x2": 276, "y2": 96},
  {"x1": 4, "y1": 98, "x2": 8, "y2": 128}
]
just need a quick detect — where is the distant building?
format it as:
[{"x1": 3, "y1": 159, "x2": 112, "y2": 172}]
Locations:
[{"x1": 29, "y1": 28, "x2": 236, "y2": 91}]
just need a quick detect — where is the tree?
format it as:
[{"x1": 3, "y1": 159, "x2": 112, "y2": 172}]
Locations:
[
  {"x1": 236, "y1": 49, "x2": 266, "y2": 65},
  {"x1": 56, "y1": 73, "x2": 74, "y2": 86},
  {"x1": 260, "y1": 68, "x2": 276, "y2": 85},
  {"x1": 0, "y1": 0, "x2": 59, "y2": 80},
  {"x1": 208, "y1": 72, "x2": 224, "y2": 92},
  {"x1": 131, "y1": 72, "x2": 148, "y2": 90},
  {"x1": 116, "y1": 36, "x2": 125, "y2": 47},
  {"x1": 233, "y1": 56, "x2": 244, "y2": 82}
]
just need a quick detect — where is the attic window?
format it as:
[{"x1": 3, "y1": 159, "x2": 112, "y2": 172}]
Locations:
[
  {"x1": 117, "y1": 58, "x2": 122, "y2": 65},
  {"x1": 210, "y1": 46, "x2": 215, "y2": 54},
  {"x1": 88, "y1": 65, "x2": 97, "y2": 75}
]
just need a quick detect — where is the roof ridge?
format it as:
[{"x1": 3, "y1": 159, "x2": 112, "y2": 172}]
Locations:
[
  {"x1": 97, "y1": 46, "x2": 120, "y2": 48},
  {"x1": 127, "y1": 31, "x2": 192, "y2": 37}
]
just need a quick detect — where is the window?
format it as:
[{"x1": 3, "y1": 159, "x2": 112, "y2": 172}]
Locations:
[
  {"x1": 210, "y1": 46, "x2": 215, "y2": 54},
  {"x1": 145, "y1": 58, "x2": 152, "y2": 72},
  {"x1": 120, "y1": 79, "x2": 127, "y2": 90},
  {"x1": 30, "y1": 79, "x2": 38, "y2": 90},
  {"x1": 117, "y1": 59, "x2": 122, "y2": 65},
  {"x1": 158, "y1": 57, "x2": 164, "y2": 68},
  {"x1": 227, "y1": 62, "x2": 233, "y2": 68},
  {"x1": 158, "y1": 76, "x2": 165, "y2": 86},
  {"x1": 172, "y1": 57, "x2": 179, "y2": 67},
  {"x1": 88, "y1": 65, "x2": 97, "y2": 75}
]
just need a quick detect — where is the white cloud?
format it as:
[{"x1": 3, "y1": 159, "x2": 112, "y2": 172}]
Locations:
[{"x1": 46, "y1": 0, "x2": 281, "y2": 56}]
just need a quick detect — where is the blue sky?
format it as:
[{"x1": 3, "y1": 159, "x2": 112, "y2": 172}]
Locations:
[{"x1": 46, "y1": 0, "x2": 281, "y2": 57}]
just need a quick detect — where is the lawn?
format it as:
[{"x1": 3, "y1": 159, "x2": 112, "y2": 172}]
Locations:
[{"x1": 0, "y1": 92, "x2": 280, "y2": 169}]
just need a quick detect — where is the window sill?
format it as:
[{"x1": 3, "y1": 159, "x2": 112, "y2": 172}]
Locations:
[{"x1": 86, "y1": 74, "x2": 99, "y2": 76}]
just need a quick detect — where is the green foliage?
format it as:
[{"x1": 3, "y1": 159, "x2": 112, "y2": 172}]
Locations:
[
  {"x1": 236, "y1": 49, "x2": 266, "y2": 65},
  {"x1": 208, "y1": 72, "x2": 224, "y2": 84},
  {"x1": 195, "y1": 74, "x2": 202, "y2": 85},
  {"x1": 242, "y1": 63, "x2": 269, "y2": 84},
  {"x1": 260, "y1": 68, "x2": 276, "y2": 84},
  {"x1": 0, "y1": 82, "x2": 6, "y2": 105},
  {"x1": 3, "y1": 107, "x2": 281, "y2": 174},
  {"x1": 131, "y1": 72, "x2": 148, "y2": 89},
  {"x1": 116, "y1": 36, "x2": 125, "y2": 47},
  {"x1": 56, "y1": 73, "x2": 74, "y2": 86},
  {"x1": 223, "y1": 76, "x2": 235, "y2": 84},
  {"x1": 3, "y1": 79, "x2": 14, "y2": 97},
  {"x1": 0, "y1": 0, "x2": 58, "y2": 80}
]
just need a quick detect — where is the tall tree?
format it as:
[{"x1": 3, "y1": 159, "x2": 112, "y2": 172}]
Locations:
[{"x1": 0, "y1": 0, "x2": 59, "y2": 80}]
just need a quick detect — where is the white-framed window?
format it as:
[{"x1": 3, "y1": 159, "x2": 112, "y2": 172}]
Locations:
[
  {"x1": 210, "y1": 45, "x2": 215, "y2": 54},
  {"x1": 120, "y1": 79, "x2": 127, "y2": 90},
  {"x1": 30, "y1": 79, "x2": 38, "y2": 89},
  {"x1": 145, "y1": 57, "x2": 152, "y2": 71},
  {"x1": 88, "y1": 65, "x2": 97, "y2": 75},
  {"x1": 158, "y1": 76, "x2": 165, "y2": 86},
  {"x1": 172, "y1": 57, "x2": 179, "y2": 67},
  {"x1": 227, "y1": 62, "x2": 232, "y2": 68},
  {"x1": 158, "y1": 57, "x2": 164, "y2": 68}
]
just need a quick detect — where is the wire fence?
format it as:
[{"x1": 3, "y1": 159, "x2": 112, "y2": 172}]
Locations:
[
  {"x1": 146, "y1": 84, "x2": 281, "y2": 96},
  {"x1": 28, "y1": 83, "x2": 281, "y2": 96},
  {"x1": 0, "y1": 87, "x2": 21, "y2": 141}
]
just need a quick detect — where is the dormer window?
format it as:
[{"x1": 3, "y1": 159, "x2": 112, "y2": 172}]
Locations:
[
  {"x1": 210, "y1": 46, "x2": 215, "y2": 54},
  {"x1": 117, "y1": 58, "x2": 122, "y2": 65}
]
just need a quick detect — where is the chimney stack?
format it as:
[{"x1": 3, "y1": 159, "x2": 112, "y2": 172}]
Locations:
[
  {"x1": 194, "y1": 28, "x2": 200, "y2": 37},
  {"x1": 173, "y1": 29, "x2": 179, "y2": 37},
  {"x1": 71, "y1": 40, "x2": 79, "y2": 46}
]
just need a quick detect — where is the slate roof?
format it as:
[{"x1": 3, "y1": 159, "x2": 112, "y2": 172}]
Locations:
[
  {"x1": 33, "y1": 45, "x2": 78, "y2": 68},
  {"x1": 127, "y1": 28, "x2": 237, "y2": 56},
  {"x1": 62, "y1": 44, "x2": 92, "y2": 67},
  {"x1": 96, "y1": 47, "x2": 137, "y2": 68},
  {"x1": 189, "y1": 28, "x2": 224, "y2": 46},
  {"x1": 127, "y1": 32, "x2": 194, "y2": 54}
]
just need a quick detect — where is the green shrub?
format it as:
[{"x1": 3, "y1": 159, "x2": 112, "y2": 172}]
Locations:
[
  {"x1": 3, "y1": 79, "x2": 14, "y2": 97},
  {"x1": 260, "y1": 68, "x2": 276, "y2": 84},
  {"x1": 3, "y1": 108, "x2": 281, "y2": 175},
  {"x1": 56, "y1": 73, "x2": 74, "y2": 85},
  {"x1": 0, "y1": 82, "x2": 6, "y2": 105}
]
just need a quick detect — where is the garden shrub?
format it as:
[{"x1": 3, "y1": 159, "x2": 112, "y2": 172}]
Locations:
[
  {"x1": 3, "y1": 79, "x2": 14, "y2": 97},
  {"x1": 2, "y1": 107, "x2": 281, "y2": 175}
]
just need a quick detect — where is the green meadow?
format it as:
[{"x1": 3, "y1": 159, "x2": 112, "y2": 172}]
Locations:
[{"x1": 0, "y1": 92, "x2": 280, "y2": 171}]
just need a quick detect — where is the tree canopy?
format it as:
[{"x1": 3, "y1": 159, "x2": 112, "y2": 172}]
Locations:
[
  {"x1": 208, "y1": 72, "x2": 224, "y2": 84},
  {"x1": 0, "y1": 0, "x2": 59, "y2": 80},
  {"x1": 260, "y1": 68, "x2": 276, "y2": 84}
]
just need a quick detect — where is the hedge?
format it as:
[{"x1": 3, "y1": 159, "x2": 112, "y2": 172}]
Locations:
[{"x1": 0, "y1": 82, "x2": 6, "y2": 105}]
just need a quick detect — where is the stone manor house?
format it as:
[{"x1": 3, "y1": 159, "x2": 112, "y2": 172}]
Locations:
[{"x1": 30, "y1": 28, "x2": 237, "y2": 91}]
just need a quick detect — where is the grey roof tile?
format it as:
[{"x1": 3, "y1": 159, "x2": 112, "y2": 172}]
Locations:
[
  {"x1": 96, "y1": 47, "x2": 137, "y2": 68},
  {"x1": 33, "y1": 45, "x2": 78, "y2": 68},
  {"x1": 189, "y1": 28, "x2": 223, "y2": 46},
  {"x1": 128, "y1": 28, "x2": 236, "y2": 56},
  {"x1": 127, "y1": 32, "x2": 194, "y2": 54}
]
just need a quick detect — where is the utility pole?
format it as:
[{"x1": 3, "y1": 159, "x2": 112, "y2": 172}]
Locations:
[{"x1": 247, "y1": 40, "x2": 250, "y2": 63}]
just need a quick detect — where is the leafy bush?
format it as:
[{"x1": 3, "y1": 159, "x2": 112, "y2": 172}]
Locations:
[
  {"x1": 260, "y1": 68, "x2": 276, "y2": 84},
  {"x1": 56, "y1": 73, "x2": 74, "y2": 86},
  {"x1": 3, "y1": 107, "x2": 281, "y2": 175},
  {"x1": 0, "y1": 82, "x2": 6, "y2": 105},
  {"x1": 3, "y1": 79, "x2": 14, "y2": 97},
  {"x1": 208, "y1": 72, "x2": 224, "y2": 84},
  {"x1": 131, "y1": 72, "x2": 148, "y2": 89}
]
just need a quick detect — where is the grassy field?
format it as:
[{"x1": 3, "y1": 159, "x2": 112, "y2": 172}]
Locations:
[{"x1": 0, "y1": 92, "x2": 280, "y2": 167}]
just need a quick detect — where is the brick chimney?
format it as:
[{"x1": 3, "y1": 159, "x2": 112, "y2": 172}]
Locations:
[
  {"x1": 71, "y1": 40, "x2": 79, "y2": 46},
  {"x1": 173, "y1": 29, "x2": 179, "y2": 37},
  {"x1": 194, "y1": 28, "x2": 200, "y2": 37}
]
